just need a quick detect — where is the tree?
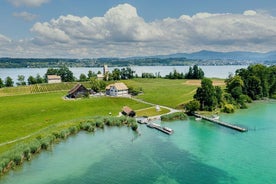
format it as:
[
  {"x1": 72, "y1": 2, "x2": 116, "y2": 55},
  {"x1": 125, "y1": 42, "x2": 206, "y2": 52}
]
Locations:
[
  {"x1": 57, "y1": 66, "x2": 74, "y2": 82},
  {"x1": 225, "y1": 75, "x2": 244, "y2": 100},
  {"x1": 16, "y1": 75, "x2": 26, "y2": 86},
  {"x1": 36, "y1": 74, "x2": 44, "y2": 84},
  {"x1": 185, "y1": 65, "x2": 204, "y2": 79},
  {"x1": 120, "y1": 67, "x2": 135, "y2": 79},
  {"x1": 185, "y1": 100, "x2": 200, "y2": 114},
  {"x1": 194, "y1": 78, "x2": 217, "y2": 111},
  {"x1": 28, "y1": 76, "x2": 37, "y2": 85},
  {"x1": 111, "y1": 68, "x2": 121, "y2": 80},
  {"x1": 0, "y1": 78, "x2": 4, "y2": 88},
  {"x1": 90, "y1": 77, "x2": 106, "y2": 93},
  {"x1": 79, "y1": 73, "x2": 87, "y2": 82},
  {"x1": 214, "y1": 86, "x2": 223, "y2": 107},
  {"x1": 5, "y1": 76, "x2": 14, "y2": 87},
  {"x1": 87, "y1": 70, "x2": 96, "y2": 79}
]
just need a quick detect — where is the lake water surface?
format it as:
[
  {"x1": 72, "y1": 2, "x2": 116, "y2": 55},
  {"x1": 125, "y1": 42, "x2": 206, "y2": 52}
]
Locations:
[
  {"x1": 1, "y1": 101, "x2": 275, "y2": 184},
  {"x1": 0, "y1": 65, "x2": 247, "y2": 83}
]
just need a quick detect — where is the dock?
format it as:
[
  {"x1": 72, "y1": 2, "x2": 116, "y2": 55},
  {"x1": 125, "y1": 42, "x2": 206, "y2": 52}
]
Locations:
[
  {"x1": 194, "y1": 113, "x2": 248, "y2": 132},
  {"x1": 147, "y1": 123, "x2": 174, "y2": 135},
  {"x1": 137, "y1": 117, "x2": 174, "y2": 135}
]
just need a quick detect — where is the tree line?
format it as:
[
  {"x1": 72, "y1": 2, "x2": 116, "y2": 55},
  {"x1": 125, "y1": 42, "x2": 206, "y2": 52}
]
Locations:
[{"x1": 0, "y1": 65, "x2": 204, "y2": 88}]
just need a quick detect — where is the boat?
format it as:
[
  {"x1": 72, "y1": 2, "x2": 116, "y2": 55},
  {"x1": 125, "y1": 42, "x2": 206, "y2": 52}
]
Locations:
[
  {"x1": 195, "y1": 117, "x2": 202, "y2": 121},
  {"x1": 212, "y1": 115, "x2": 220, "y2": 120},
  {"x1": 163, "y1": 127, "x2": 174, "y2": 134}
]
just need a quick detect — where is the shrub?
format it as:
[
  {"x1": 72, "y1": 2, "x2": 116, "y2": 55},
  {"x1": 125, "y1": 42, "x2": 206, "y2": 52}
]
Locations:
[
  {"x1": 161, "y1": 112, "x2": 187, "y2": 121},
  {"x1": 69, "y1": 126, "x2": 79, "y2": 134},
  {"x1": 29, "y1": 140, "x2": 41, "y2": 154},
  {"x1": 131, "y1": 122, "x2": 138, "y2": 131},
  {"x1": 223, "y1": 104, "x2": 235, "y2": 113}
]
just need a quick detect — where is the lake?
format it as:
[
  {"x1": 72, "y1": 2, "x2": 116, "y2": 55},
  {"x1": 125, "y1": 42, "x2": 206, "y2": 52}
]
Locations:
[
  {"x1": 1, "y1": 101, "x2": 275, "y2": 184},
  {"x1": 0, "y1": 65, "x2": 247, "y2": 83}
]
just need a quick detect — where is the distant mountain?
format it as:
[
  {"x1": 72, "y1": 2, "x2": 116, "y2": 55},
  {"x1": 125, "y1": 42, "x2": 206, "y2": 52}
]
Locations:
[{"x1": 157, "y1": 50, "x2": 276, "y2": 62}]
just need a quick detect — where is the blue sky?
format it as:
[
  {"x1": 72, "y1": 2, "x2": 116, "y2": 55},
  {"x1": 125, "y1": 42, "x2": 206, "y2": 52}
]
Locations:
[{"x1": 0, "y1": 0, "x2": 276, "y2": 58}]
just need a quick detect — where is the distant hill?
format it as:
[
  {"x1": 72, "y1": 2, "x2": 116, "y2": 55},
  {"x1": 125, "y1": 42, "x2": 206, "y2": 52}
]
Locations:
[
  {"x1": 158, "y1": 50, "x2": 276, "y2": 62},
  {"x1": 1, "y1": 50, "x2": 275, "y2": 68}
]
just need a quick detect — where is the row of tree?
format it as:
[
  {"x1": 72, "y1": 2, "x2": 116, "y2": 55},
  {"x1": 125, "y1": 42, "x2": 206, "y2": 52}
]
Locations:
[
  {"x1": 165, "y1": 65, "x2": 204, "y2": 79},
  {"x1": 0, "y1": 65, "x2": 203, "y2": 88}
]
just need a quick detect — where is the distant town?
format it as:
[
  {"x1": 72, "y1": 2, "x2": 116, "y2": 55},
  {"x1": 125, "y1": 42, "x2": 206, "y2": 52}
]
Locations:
[{"x1": 1, "y1": 50, "x2": 275, "y2": 68}]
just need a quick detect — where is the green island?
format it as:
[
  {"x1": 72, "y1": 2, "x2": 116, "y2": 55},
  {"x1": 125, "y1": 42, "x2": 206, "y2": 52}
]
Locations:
[{"x1": 0, "y1": 64, "x2": 276, "y2": 176}]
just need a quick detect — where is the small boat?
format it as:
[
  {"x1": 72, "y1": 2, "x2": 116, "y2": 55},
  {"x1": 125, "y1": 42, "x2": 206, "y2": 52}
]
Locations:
[
  {"x1": 212, "y1": 115, "x2": 220, "y2": 120},
  {"x1": 163, "y1": 127, "x2": 174, "y2": 134},
  {"x1": 195, "y1": 117, "x2": 202, "y2": 121}
]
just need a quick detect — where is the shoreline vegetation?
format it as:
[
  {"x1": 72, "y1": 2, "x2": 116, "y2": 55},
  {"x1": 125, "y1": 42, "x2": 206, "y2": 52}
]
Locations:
[
  {"x1": 0, "y1": 64, "x2": 275, "y2": 177},
  {"x1": 0, "y1": 116, "x2": 138, "y2": 176}
]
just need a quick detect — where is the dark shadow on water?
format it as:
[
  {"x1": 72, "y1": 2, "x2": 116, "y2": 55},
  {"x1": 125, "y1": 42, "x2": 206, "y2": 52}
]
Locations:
[{"x1": 46, "y1": 133, "x2": 236, "y2": 184}]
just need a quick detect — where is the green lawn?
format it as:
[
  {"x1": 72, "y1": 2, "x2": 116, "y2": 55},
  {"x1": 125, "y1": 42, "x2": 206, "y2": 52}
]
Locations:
[
  {"x1": 124, "y1": 78, "x2": 198, "y2": 108},
  {"x1": 0, "y1": 92, "x2": 149, "y2": 152},
  {"x1": 136, "y1": 107, "x2": 170, "y2": 117}
]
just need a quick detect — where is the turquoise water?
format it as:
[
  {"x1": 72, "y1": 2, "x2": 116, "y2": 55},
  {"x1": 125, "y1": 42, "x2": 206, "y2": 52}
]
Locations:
[{"x1": 1, "y1": 101, "x2": 275, "y2": 184}]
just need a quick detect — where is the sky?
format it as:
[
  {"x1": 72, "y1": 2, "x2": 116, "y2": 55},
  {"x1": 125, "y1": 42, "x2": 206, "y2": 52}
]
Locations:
[{"x1": 0, "y1": 0, "x2": 276, "y2": 58}]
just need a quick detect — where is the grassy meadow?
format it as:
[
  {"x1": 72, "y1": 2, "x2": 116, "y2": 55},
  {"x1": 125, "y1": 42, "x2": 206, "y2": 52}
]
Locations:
[
  {"x1": 125, "y1": 78, "x2": 199, "y2": 108},
  {"x1": 0, "y1": 91, "x2": 149, "y2": 153},
  {"x1": 0, "y1": 78, "x2": 225, "y2": 154}
]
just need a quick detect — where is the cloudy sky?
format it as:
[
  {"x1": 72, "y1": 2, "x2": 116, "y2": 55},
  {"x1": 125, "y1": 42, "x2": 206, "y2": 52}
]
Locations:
[{"x1": 0, "y1": 0, "x2": 276, "y2": 58}]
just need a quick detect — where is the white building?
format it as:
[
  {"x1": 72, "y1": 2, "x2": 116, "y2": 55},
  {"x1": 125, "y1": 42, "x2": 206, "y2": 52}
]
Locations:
[
  {"x1": 47, "y1": 75, "x2": 61, "y2": 83},
  {"x1": 106, "y1": 82, "x2": 128, "y2": 96}
]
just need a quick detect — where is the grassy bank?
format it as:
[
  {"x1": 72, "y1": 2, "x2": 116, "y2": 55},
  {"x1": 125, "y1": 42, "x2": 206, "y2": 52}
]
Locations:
[
  {"x1": 0, "y1": 92, "x2": 149, "y2": 153},
  {"x1": 125, "y1": 78, "x2": 224, "y2": 108},
  {"x1": 0, "y1": 116, "x2": 137, "y2": 176}
]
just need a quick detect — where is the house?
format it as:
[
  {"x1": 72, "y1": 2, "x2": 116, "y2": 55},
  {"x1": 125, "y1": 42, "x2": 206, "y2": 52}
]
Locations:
[
  {"x1": 67, "y1": 84, "x2": 89, "y2": 98},
  {"x1": 121, "y1": 106, "x2": 136, "y2": 117},
  {"x1": 106, "y1": 82, "x2": 128, "y2": 96},
  {"x1": 47, "y1": 75, "x2": 61, "y2": 83}
]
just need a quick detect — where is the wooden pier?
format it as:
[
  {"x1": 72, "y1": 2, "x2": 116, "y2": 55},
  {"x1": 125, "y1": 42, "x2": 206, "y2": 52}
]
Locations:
[
  {"x1": 147, "y1": 123, "x2": 174, "y2": 135},
  {"x1": 194, "y1": 113, "x2": 247, "y2": 132}
]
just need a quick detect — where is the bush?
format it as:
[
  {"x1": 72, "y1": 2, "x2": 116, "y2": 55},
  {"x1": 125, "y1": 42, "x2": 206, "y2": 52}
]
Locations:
[
  {"x1": 29, "y1": 140, "x2": 41, "y2": 154},
  {"x1": 222, "y1": 104, "x2": 235, "y2": 113},
  {"x1": 161, "y1": 112, "x2": 187, "y2": 121},
  {"x1": 131, "y1": 122, "x2": 138, "y2": 131}
]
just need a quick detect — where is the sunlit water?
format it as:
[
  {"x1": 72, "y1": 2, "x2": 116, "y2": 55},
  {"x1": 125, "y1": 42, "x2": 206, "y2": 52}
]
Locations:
[{"x1": 1, "y1": 101, "x2": 275, "y2": 184}]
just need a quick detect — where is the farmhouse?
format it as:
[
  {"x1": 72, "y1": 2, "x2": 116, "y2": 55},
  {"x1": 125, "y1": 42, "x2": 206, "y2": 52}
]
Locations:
[
  {"x1": 67, "y1": 84, "x2": 89, "y2": 98},
  {"x1": 47, "y1": 75, "x2": 61, "y2": 83},
  {"x1": 106, "y1": 82, "x2": 128, "y2": 96},
  {"x1": 121, "y1": 106, "x2": 136, "y2": 117}
]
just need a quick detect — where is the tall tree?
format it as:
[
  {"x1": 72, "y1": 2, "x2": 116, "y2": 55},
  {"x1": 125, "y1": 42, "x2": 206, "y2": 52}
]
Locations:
[
  {"x1": 28, "y1": 76, "x2": 37, "y2": 85},
  {"x1": 0, "y1": 78, "x2": 4, "y2": 88},
  {"x1": 194, "y1": 78, "x2": 216, "y2": 111},
  {"x1": 16, "y1": 75, "x2": 26, "y2": 86},
  {"x1": 79, "y1": 73, "x2": 87, "y2": 82},
  {"x1": 57, "y1": 66, "x2": 74, "y2": 82},
  {"x1": 5, "y1": 76, "x2": 14, "y2": 87}
]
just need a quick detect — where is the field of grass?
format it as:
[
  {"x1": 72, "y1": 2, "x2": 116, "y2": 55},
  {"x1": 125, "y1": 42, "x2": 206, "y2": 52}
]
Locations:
[
  {"x1": 0, "y1": 92, "x2": 149, "y2": 153},
  {"x1": 0, "y1": 78, "x2": 225, "y2": 154},
  {"x1": 136, "y1": 107, "x2": 170, "y2": 117},
  {"x1": 125, "y1": 78, "x2": 198, "y2": 108}
]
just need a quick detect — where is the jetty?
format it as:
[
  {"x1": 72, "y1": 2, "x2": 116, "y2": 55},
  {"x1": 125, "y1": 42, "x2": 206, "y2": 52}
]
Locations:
[
  {"x1": 137, "y1": 118, "x2": 174, "y2": 135},
  {"x1": 147, "y1": 123, "x2": 174, "y2": 135},
  {"x1": 194, "y1": 113, "x2": 247, "y2": 132}
]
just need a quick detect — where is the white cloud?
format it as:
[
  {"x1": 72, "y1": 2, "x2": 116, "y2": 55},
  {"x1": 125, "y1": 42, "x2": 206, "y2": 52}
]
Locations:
[
  {"x1": 13, "y1": 11, "x2": 37, "y2": 21},
  {"x1": 8, "y1": 0, "x2": 50, "y2": 7},
  {"x1": 0, "y1": 34, "x2": 11, "y2": 43},
  {"x1": 1, "y1": 4, "x2": 276, "y2": 58}
]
